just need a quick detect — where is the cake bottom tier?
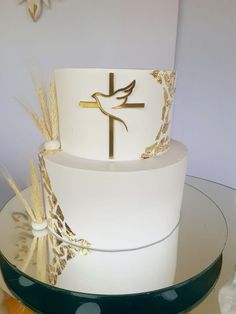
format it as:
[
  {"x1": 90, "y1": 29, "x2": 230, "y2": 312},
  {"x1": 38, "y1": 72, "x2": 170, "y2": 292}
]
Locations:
[{"x1": 42, "y1": 140, "x2": 187, "y2": 251}]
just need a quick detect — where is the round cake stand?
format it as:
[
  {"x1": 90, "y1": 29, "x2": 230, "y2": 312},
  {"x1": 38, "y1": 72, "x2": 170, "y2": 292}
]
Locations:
[{"x1": 0, "y1": 184, "x2": 228, "y2": 314}]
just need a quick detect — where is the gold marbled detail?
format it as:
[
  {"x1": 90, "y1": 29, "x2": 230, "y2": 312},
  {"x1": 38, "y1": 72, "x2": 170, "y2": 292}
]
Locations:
[
  {"x1": 141, "y1": 70, "x2": 176, "y2": 159},
  {"x1": 48, "y1": 234, "x2": 90, "y2": 285},
  {"x1": 151, "y1": 70, "x2": 176, "y2": 97},
  {"x1": 39, "y1": 151, "x2": 91, "y2": 250}
]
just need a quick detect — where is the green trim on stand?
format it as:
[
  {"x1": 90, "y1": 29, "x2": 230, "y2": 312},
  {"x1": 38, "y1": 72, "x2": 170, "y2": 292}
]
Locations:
[{"x1": 0, "y1": 252, "x2": 222, "y2": 314}]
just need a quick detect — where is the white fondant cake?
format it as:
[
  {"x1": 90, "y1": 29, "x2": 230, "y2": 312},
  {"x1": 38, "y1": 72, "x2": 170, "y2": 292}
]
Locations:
[
  {"x1": 55, "y1": 68, "x2": 176, "y2": 161},
  {"x1": 47, "y1": 226, "x2": 179, "y2": 294},
  {"x1": 41, "y1": 68, "x2": 187, "y2": 251},
  {"x1": 0, "y1": 195, "x2": 179, "y2": 294}
]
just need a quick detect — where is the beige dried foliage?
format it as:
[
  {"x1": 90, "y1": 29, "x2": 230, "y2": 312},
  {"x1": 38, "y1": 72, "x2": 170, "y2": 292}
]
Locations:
[
  {"x1": 38, "y1": 85, "x2": 52, "y2": 138},
  {"x1": 30, "y1": 161, "x2": 45, "y2": 222},
  {"x1": 49, "y1": 82, "x2": 59, "y2": 140},
  {"x1": 21, "y1": 81, "x2": 59, "y2": 142},
  {"x1": 6, "y1": 177, "x2": 36, "y2": 222},
  {"x1": 0, "y1": 161, "x2": 45, "y2": 223},
  {"x1": 36, "y1": 236, "x2": 48, "y2": 281},
  {"x1": 21, "y1": 237, "x2": 38, "y2": 272},
  {"x1": 29, "y1": 109, "x2": 51, "y2": 141}
]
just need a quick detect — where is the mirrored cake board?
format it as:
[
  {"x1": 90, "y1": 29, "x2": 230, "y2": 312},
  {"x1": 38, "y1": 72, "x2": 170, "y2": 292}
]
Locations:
[{"x1": 0, "y1": 183, "x2": 228, "y2": 314}]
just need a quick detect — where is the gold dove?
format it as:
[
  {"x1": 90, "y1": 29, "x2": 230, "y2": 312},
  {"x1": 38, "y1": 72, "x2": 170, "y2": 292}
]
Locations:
[{"x1": 80, "y1": 73, "x2": 145, "y2": 159}]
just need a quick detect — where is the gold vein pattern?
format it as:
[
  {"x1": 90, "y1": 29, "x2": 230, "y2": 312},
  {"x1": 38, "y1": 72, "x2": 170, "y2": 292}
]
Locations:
[
  {"x1": 39, "y1": 150, "x2": 91, "y2": 250},
  {"x1": 141, "y1": 70, "x2": 176, "y2": 159},
  {"x1": 48, "y1": 234, "x2": 89, "y2": 285}
]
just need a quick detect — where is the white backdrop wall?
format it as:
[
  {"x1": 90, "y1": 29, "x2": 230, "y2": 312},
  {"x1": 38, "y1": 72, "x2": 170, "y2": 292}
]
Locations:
[
  {"x1": 0, "y1": 0, "x2": 179, "y2": 205},
  {"x1": 173, "y1": 0, "x2": 236, "y2": 188},
  {"x1": 0, "y1": 0, "x2": 235, "y2": 208}
]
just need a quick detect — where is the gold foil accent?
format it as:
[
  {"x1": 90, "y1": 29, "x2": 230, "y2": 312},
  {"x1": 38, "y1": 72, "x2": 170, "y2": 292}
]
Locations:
[
  {"x1": 109, "y1": 116, "x2": 114, "y2": 158},
  {"x1": 151, "y1": 70, "x2": 176, "y2": 97},
  {"x1": 56, "y1": 205, "x2": 64, "y2": 221},
  {"x1": 79, "y1": 73, "x2": 145, "y2": 159},
  {"x1": 80, "y1": 101, "x2": 99, "y2": 108},
  {"x1": 48, "y1": 233, "x2": 90, "y2": 285},
  {"x1": 65, "y1": 222, "x2": 76, "y2": 236},
  {"x1": 114, "y1": 103, "x2": 145, "y2": 109},
  {"x1": 39, "y1": 150, "x2": 91, "y2": 249},
  {"x1": 141, "y1": 70, "x2": 176, "y2": 159},
  {"x1": 109, "y1": 72, "x2": 114, "y2": 94}
]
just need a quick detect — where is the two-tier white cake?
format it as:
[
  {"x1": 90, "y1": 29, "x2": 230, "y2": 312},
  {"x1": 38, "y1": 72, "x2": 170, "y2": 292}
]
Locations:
[{"x1": 41, "y1": 68, "x2": 187, "y2": 251}]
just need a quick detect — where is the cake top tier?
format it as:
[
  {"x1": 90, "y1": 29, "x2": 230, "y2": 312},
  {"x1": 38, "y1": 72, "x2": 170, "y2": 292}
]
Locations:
[{"x1": 55, "y1": 68, "x2": 176, "y2": 161}]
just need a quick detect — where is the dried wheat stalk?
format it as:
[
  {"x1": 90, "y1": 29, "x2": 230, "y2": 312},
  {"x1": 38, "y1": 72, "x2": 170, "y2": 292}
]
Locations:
[
  {"x1": 49, "y1": 81, "x2": 59, "y2": 140},
  {"x1": 20, "y1": 80, "x2": 59, "y2": 142},
  {"x1": 38, "y1": 85, "x2": 52, "y2": 138},
  {"x1": 6, "y1": 177, "x2": 36, "y2": 222},
  {"x1": 28, "y1": 108, "x2": 51, "y2": 141},
  {"x1": 22, "y1": 237, "x2": 38, "y2": 272},
  {"x1": 36, "y1": 236, "x2": 48, "y2": 281},
  {"x1": 0, "y1": 162, "x2": 46, "y2": 224},
  {"x1": 29, "y1": 161, "x2": 45, "y2": 222}
]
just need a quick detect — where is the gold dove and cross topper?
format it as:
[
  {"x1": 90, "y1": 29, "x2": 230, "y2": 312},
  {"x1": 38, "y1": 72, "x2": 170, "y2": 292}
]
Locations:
[{"x1": 79, "y1": 73, "x2": 145, "y2": 159}]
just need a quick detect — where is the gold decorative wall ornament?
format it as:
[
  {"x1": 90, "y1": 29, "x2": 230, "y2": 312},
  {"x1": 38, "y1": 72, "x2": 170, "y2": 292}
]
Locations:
[
  {"x1": 19, "y1": 0, "x2": 51, "y2": 22},
  {"x1": 80, "y1": 73, "x2": 145, "y2": 159},
  {"x1": 141, "y1": 70, "x2": 176, "y2": 159}
]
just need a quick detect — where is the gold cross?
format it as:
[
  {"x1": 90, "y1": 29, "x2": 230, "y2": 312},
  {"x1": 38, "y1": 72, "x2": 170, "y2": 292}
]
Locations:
[{"x1": 79, "y1": 73, "x2": 145, "y2": 159}]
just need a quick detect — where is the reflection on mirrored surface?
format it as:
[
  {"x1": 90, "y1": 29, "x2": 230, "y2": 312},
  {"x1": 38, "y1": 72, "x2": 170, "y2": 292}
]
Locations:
[
  {"x1": 0, "y1": 287, "x2": 33, "y2": 314},
  {"x1": 1, "y1": 209, "x2": 180, "y2": 294},
  {"x1": 218, "y1": 268, "x2": 236, "y2": 314},
  {"x1": 0, "y1": 184, "x2": 228, "y2": 296}
]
